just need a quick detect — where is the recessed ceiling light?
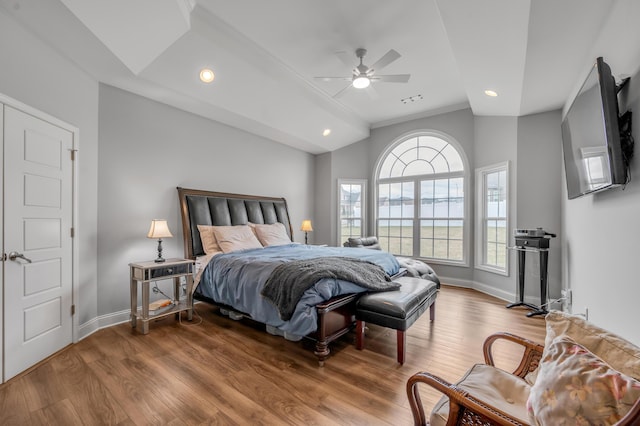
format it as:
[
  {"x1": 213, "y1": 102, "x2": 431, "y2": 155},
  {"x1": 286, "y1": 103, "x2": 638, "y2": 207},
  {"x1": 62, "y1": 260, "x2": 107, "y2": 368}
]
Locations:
[
  {"x1": 322, "y1": 129, "x2": 331, "y2": 137},
  {"x1": 199, "y1": 68, "x2": 215, "y2": 83},
  {"x1": 484, "y1": 89, "x2": 498, "y2": 97}
]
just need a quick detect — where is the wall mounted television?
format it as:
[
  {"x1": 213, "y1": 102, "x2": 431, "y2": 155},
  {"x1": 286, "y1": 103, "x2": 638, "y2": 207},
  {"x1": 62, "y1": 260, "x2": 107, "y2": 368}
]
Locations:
[{"x1": 561, "y1": 57, "x2": 633, "y2": 199}]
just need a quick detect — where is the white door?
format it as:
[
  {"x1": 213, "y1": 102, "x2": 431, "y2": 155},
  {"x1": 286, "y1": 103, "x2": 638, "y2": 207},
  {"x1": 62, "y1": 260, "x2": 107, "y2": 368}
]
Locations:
[{"x1": 3, "y1": 105, "x2": 74, "y2": 381}]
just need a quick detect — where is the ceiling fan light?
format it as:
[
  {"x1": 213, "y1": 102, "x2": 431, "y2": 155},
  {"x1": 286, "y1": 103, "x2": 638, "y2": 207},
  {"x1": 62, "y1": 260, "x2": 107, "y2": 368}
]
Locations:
[{"x1": 352, "y1": 76, "x2": 370, "y2": 89}]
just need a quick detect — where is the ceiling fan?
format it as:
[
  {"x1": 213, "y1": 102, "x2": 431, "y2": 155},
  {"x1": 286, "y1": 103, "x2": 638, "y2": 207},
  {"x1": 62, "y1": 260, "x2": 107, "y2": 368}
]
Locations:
[{"x1": 314, "y1": 48, "x2": 411, "y2": 98}]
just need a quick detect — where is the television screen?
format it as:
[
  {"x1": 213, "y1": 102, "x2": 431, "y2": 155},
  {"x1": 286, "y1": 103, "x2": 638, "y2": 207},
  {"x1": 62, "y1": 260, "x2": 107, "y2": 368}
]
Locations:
[{"x1": 561, "y1": 57, "x2": 626, "y2": 199}]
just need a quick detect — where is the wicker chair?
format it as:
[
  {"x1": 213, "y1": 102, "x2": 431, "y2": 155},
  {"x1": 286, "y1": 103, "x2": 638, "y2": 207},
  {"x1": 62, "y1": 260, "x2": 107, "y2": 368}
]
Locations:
[{"x1": 406, "y1": 331, "x2": 640, "y2": 426}]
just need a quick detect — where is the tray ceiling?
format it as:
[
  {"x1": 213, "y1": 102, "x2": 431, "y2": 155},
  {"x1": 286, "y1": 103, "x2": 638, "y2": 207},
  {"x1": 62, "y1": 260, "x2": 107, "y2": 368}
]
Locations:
[{"x1": 0, "y1": 0, "x2": 627, "y2": 153}]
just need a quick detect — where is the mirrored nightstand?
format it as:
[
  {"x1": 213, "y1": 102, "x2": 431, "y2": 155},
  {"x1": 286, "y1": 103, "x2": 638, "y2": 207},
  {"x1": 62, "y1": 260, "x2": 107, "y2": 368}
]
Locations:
[{"x1": 129, "y1": 258, "x2": 195, "y2": 334}]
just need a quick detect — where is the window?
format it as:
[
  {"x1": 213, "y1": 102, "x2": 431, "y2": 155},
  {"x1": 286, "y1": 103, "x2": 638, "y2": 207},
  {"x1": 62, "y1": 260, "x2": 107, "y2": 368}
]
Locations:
[
  {"x1": 476, "y1": 162, "x2": 509, "y2": 274},
  {"x1": 375, "y1": 133, "x2": 467, "y2": 263},
  {"x1": 338, "y1": 179, "x2": 366, "y2": 244}
]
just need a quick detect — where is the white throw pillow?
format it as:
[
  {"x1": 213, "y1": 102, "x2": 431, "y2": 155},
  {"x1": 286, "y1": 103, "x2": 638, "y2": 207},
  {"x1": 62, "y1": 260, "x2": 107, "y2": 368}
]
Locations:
[
  {"x1": 196, "y1": 224, "x2": 222, "y2": 254},
  {"x1": 211, "y1": 225, "x2": 263, "y2": 253},
  {"x1": 253, "y1": 222, "x2": 291, "y2": 247}
]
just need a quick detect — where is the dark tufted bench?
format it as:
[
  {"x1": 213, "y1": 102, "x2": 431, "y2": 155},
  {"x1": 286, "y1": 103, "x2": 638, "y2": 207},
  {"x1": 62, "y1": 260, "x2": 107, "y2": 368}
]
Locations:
[{"x1": 356, "y1": 276, "x2": 438, "y2": 364}]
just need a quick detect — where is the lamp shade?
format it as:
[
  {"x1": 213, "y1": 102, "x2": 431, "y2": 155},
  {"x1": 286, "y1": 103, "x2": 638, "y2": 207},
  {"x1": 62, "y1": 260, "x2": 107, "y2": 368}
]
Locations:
[
  {"x1": 300, "y1": 220, "x2": 313, "y2": 232},
  {"x1": 147, "y1": 220, "x2": 173, "y2": 239}
]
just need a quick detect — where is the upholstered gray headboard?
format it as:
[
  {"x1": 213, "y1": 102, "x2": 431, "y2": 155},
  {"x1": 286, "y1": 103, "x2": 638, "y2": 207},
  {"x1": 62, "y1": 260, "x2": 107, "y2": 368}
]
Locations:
[{"x1": 177, "y1": 187, "x2": 293, "y2": 259}]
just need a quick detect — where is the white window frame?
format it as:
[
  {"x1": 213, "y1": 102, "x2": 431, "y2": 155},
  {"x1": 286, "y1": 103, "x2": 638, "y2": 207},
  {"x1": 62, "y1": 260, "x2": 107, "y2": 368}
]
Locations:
[
  {"x1": 373, "y1": 130, "x2": 470, "y2": 266},
  {"x1": 475, "y1": 161, "x2": 509, "y2": 276},
  {"x1": 337, "y1": 178, "x2": 367, "y2": 244}
]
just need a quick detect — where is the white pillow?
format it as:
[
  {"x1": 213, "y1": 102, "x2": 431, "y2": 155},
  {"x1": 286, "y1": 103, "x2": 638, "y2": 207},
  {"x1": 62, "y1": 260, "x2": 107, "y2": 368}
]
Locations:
[
  {"x1": 253, "y1": 222, "x2": 291, "y2": 247},
  {"x1": 247, "y1": 222, "x2": 259, "y2": 237},
  {"x1": 211, "y1": 225, "x2": 263, "y2": 253},
  {"x1": 197, "y1": 224, "x2": 222, "y2": 254}
]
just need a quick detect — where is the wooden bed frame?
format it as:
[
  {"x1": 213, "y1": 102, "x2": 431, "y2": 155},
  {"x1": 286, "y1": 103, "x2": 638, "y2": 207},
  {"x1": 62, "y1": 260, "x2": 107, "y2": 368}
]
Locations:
[{"x1": 177, "y1": 187, "x2": 359, "y2": 365}]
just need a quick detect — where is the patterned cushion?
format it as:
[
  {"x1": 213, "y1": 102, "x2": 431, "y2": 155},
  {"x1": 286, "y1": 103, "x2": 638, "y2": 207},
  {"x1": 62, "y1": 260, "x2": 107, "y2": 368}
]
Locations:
[
  {"x1": 527, "y1": 335, "x2": 640, "y2": 425},
  {"x1": 430, "y1": 364, "x2": 531, "y2": 426},
  {"x1": 545, "y1": 311, "x2": 640, "y2": 381}
]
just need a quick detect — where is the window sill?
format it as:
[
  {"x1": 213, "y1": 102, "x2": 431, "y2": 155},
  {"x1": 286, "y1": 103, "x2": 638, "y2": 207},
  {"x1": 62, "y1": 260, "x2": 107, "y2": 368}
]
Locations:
[
  {"x1": 410, "y1": 257, "x2": 469, "y2": 268},
  {"x1": 475, "y1": 264, "x2": 508, "y2": 276}
]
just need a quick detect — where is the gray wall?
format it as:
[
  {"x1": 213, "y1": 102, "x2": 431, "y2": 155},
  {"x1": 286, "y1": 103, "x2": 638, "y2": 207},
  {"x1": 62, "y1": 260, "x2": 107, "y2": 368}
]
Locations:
[
  {"x1": 516, "y1": 111, "x2": 563, "y2": 303},
  {"x1": 315, "y1": 109, "x2": 565, "y2": 307},
  {"x1": 314, "y1": 139, "x2": 370, "y2": 245},
  {"x1": 473, "y1": 116, "x2": 519, "y2": 297},
  {"x1": 0, "y1": 8, "x2": 99, "y2": 327},
  {"x1": 368, "y1": 109, "x2": 476, "y2": 283},
  {"x1": 558, "y1": 0, "x2": 640, "y2": 345},
  {"x1": 562, "y1": 67, "x2": 640, "y2": 345},
  {"x1": 98, "y1": 85, "x2": 315, "y2": 316},
  {"x1": 474, "y1": 113, "x2": 563, "y2": 303},
  {"x1": 315, "y1": 108, "x2": 477, "y2": 282},
  {"x1": 313, "y1": 152, "x2": 332, "y2": 245}
]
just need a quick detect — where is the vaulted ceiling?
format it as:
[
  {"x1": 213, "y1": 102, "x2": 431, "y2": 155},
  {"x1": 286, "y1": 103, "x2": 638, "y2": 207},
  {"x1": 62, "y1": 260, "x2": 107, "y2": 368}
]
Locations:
[{"x1": 0, "y1": 0, "x2": 623, "y2": 153}]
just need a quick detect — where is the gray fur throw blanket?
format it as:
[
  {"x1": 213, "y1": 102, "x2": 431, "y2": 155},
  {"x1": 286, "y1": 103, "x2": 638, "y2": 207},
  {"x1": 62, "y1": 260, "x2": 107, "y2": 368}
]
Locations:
[{"x1": 261, "y1": 256, "x2": 399, "y2": 321}]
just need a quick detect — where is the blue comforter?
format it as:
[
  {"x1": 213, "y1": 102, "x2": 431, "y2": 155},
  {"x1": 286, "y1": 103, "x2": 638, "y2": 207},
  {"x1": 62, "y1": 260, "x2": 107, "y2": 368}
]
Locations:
[{"x1": 197, "y1": 244, "x2": 400, "y2": 339}]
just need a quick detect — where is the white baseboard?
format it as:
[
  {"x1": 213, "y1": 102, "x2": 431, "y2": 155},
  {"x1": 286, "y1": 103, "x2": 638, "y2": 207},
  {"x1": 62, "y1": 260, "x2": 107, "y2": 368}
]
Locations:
[
  {"x1": 98, "y1": 309, "x2": 131, "y2": 329},
  {"x1": 77, "y1": 302, "x2": 204, "y2": 341},
  {"x1": 439, "y1": 276, "x2": 541, "y2": 306},
  {"x1": 437, "y1": 277, "x2": 474, "y2": 288},
  {"x1": 77, "y1": 309, "x2": 130, "y2": 340},
  {"x1": 77, "y1": 317, "x2": 100, "y2": 340},
  {"x1": 472, "y1": 281, "x2": 515, "y2": 303}
]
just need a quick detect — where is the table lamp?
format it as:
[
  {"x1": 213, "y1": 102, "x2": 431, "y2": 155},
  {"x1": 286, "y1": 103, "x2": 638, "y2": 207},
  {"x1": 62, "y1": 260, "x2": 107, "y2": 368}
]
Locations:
[
  {"x1": 300, "y1": 219, "x2": 313, "y2": 244},
  {"x1": 147, "y1": 219, "x2": 173, "y2": 263}
]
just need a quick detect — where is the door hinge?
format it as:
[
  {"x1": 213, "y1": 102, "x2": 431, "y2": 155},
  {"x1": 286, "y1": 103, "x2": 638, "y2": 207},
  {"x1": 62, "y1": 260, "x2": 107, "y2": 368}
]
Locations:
[
  {"x1": 70, "y1": 227, "x2": 74, "y2": 238},
  {"x1": 71, "y1": 304, "x2": 75, "y2": 315},
  {"x1": 1, "y1": 253, "x2": 6, "y2": 261},
  {"x1": 70, "y1": 149, "x2": 77, "y2": 161}
]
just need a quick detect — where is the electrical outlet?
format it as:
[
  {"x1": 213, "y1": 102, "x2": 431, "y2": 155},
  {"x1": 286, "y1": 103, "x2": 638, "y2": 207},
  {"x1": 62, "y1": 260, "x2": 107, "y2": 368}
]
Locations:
[
  {"x1": 576, "y1": 307, "x2": 589, "y2": 320},
  {"x1": 560, "y1": 288, "x2": 572, "y2": 309}
]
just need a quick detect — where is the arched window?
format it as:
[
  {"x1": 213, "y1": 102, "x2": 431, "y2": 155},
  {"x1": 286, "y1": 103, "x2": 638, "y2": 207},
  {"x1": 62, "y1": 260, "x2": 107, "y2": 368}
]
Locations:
[{"x1": 375, "y1": 133, "x2": 467, "y2": 263}]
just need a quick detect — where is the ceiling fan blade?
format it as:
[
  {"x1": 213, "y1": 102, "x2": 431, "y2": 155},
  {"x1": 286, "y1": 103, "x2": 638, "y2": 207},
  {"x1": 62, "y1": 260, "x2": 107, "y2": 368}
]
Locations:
[
  {"x1": 365, "y1": 85, "x2": 379, "y2": 100},
  {"x1": 372, "y1": 74, "x2": 411, "y2": 83},
  {"x1": 370, "y1": 49, "x2": 401, "y2": 72},
  {"x1": 314, "y1": 76, "x2": 353, "y2": 82},
  {"x1": 333, "y1": 83, "x2": 353, "y2": 99},
  {"x1": 335, "y1": 50, "x2": 356, "y2": 69}
]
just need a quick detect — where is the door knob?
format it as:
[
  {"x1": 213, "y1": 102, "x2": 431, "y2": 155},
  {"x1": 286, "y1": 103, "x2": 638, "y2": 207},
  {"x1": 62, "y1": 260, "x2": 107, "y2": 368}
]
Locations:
[{"x1": 8, "y1": 251, "x2": 32, "y2": 263}]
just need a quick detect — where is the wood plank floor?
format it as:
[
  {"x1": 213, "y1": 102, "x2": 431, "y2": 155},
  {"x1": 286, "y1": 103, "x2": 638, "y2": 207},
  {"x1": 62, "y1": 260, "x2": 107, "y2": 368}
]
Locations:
[{"x1": 0, "y1": 285, "x2": 546, "y2": 425}]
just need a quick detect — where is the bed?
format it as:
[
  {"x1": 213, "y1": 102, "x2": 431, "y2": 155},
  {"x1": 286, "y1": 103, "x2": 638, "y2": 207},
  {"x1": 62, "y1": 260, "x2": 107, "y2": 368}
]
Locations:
[{"x1": 177, "y1": 187, "x2": 402, "y2": 365}]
